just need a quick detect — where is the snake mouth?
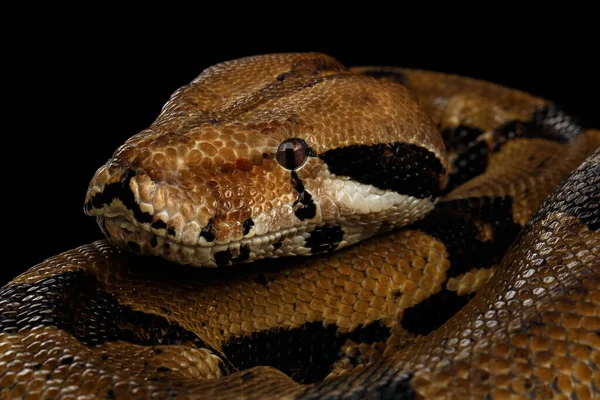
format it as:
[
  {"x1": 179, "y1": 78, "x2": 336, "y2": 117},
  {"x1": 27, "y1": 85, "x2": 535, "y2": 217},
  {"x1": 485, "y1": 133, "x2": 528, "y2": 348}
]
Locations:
[
  {"x1": 98, "y1": 216, "x2": 316, "y2": 267},
  {"x1": 84, "y1": 168, "x2": 323, "y2": 267}
]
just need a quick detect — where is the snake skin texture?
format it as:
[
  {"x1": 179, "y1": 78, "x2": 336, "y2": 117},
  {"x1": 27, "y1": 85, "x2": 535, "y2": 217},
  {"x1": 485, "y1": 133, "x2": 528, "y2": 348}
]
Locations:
[{"x1": 0, "y1": 53, "x2": 598, "y2": 399}]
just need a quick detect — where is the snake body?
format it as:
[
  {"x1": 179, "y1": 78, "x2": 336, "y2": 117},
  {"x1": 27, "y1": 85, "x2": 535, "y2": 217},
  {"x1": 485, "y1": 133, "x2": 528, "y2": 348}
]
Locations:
[{"x1": 1, "y1": 53, "x2": 599, "y2": 399}]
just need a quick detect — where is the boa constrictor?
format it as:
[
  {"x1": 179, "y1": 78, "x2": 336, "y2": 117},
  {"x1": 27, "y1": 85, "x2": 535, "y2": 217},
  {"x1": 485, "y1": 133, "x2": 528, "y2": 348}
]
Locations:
[{"x1": 1, "y1": 53, "x2": 598, "y2": 399}]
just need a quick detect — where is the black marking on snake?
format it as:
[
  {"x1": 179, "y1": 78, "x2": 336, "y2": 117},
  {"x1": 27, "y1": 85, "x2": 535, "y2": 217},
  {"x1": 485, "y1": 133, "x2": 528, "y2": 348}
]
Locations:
[
  {"x1": 493, "y1": 105, "x2": 583, "y2": 152},
  {"x1": 344, "y1": 320, "x2": 391, "y2": 344},
  {"x1": 200, "y1": 218, "x2": 216, "y2": 242},
  {"x1": 443, "y1": 125, "x2": 483, "y2": 152},
  {"x1": 106, "y1": 389, "x2": 116, "y2": 399},
  {"x1": 402, "y1": 288, "x2": 474, "y2": 335},
  {"x1": 214, "y1": 245, "x2": 251, "y2": 267},
  {"x1": 0, "y1": 271, "x2": 207, "y2": 349},
  {"x1": 167, "y1": 226, "x2": 176, "y2": 237},
  {"x1": 222, "y1": 320, "x2": 390, "y2": 384},
  {"x1": 151, "y1": 219, "x2": 167, "y2": 230},
  {"x1": 361, "y1": 68, "x2": 409, "y2": 87},
  {"x1": 441, "y1": 126, "x2": 488, "y2": 192},
  {"x1": 305, "y1": 225, "x2": 343, "y2": 254},
  {"x1": 214, "y1": 250, "x2": 232, "y2": 267},
  {"x1": 150, "y1": 236, "x2": 158, "y2": 248},
  {"x1": 291, "y1": 171, "x2": 317, "y2": 220},
  {"x1": 534, "y1": 150, "x2": 600, "y2": 231},
  {"x1": 375, "y1": 372, "x2": 416, "y2": 400},
  {"x1": 237, "y1": 246, "x2": 251, "y2": 263},
  {"x1": 127, "y1": 241, "x2": 141, "y2": 253},
  {"x1": 320, "y1": 142, "x2": 445, "y2": 199},
  {"x1": 273, "y1": 241, "x2": 283, "y2": 249},
  {"x1": 60, "y1": 356, "x2": 74, "y2": 365},
  {"x1": 241, "y1": 371, "x2": 256, "y2": 381},
  {"x1": 242, "y1": 218, "x2": 254, "y2": 235},
  {"x1": 412, "y1": 196, "x2": 522, "y2": 278},
  {"x1": 493, "y1": 121, "x2": 533, "y2": 151},
  {"x1": 276, "y1": 56, "x2": 344, "y2": 83},
  {"x1": 300, "y1": 363, "x2": 415, "y2": 399},
  {"x1": 88, "y1": 169, "x2": 153, "y2": 224}
]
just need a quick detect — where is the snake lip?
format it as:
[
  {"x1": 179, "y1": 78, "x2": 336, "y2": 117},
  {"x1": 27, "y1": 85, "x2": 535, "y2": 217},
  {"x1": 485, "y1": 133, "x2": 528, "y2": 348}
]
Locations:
[{"x1": 98, "y1": 215, "x2": 317, "y2": 267}]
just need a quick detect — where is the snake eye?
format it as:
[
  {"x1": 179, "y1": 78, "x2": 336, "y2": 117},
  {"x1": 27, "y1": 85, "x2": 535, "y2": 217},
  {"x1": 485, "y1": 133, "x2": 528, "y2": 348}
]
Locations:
[{"x1": 276, "y1": 138, "x2": 310, "y2": 170}]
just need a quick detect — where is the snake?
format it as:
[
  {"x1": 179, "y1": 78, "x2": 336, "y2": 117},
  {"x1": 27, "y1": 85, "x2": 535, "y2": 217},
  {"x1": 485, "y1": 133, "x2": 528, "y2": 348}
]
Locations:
[{"x1": 1, "y1": 52, "x2": 598, "y2": 399}]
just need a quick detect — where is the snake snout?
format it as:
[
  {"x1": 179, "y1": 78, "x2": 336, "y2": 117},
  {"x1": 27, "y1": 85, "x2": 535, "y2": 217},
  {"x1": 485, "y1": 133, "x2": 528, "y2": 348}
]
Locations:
[
  {"x1": 84, "y1": 166, "x2": 218, "y2": 266},
  {"x1": 85, "y1": 169, "x2": 151, "y2": 223},
  {"x1": 83, "y1": 161, "x2": 314, "y2": 268}
]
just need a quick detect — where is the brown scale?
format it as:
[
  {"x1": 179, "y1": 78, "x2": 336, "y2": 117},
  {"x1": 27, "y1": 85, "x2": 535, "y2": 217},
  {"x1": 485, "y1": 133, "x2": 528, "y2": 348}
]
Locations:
[{"x1": 1, "y1": 54, "x2": 599, "y2": 399}]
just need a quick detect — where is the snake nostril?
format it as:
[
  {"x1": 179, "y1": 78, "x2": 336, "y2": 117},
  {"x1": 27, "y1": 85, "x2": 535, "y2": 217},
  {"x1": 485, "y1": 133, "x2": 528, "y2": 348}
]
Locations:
[{"x1": 86, "y1": 169, "x2": 154, "y2": 224}]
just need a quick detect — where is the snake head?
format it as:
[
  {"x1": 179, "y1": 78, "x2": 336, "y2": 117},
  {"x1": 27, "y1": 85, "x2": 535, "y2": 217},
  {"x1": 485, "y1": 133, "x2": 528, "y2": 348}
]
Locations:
[{"x1": 84, "y1": 53, "x2": 448, "y2": 267}]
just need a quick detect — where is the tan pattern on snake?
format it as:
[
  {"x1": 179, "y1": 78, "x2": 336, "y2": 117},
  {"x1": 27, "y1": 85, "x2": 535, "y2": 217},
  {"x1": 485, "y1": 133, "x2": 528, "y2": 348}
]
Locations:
[{"x1": 1, "y1": 53, "x2": 599, "y2": 399}]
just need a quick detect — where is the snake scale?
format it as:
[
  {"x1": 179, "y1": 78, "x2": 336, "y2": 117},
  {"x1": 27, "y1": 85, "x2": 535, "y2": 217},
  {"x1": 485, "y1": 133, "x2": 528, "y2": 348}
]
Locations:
[{"x1": 1, "y1": 53, "x2": 599, "y2": 399}]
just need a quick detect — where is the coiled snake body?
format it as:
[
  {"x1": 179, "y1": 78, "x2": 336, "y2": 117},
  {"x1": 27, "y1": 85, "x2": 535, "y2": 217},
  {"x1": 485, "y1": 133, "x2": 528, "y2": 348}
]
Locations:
[{"x1": 1, "y1": 53, "x2": 599, "y2": 399}]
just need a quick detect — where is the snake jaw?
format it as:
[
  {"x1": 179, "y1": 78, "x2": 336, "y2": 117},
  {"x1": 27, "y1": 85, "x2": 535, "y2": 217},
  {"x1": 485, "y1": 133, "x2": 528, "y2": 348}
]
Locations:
[{"x1": 98, "y1": 214, "x2": 319, "y2": 267}]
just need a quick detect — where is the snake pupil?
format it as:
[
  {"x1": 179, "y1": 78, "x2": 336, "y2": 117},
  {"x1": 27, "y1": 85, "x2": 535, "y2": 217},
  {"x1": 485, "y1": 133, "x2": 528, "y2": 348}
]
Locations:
[{"x1": 276, "y1": 138, "x2": 309, "y2": 170}]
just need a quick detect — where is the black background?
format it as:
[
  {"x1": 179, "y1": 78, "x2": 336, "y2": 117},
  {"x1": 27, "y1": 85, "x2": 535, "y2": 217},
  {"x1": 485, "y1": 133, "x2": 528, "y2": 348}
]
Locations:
[{"x1": 4, "y1": 20, "x2": 598, "y2": 285}]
